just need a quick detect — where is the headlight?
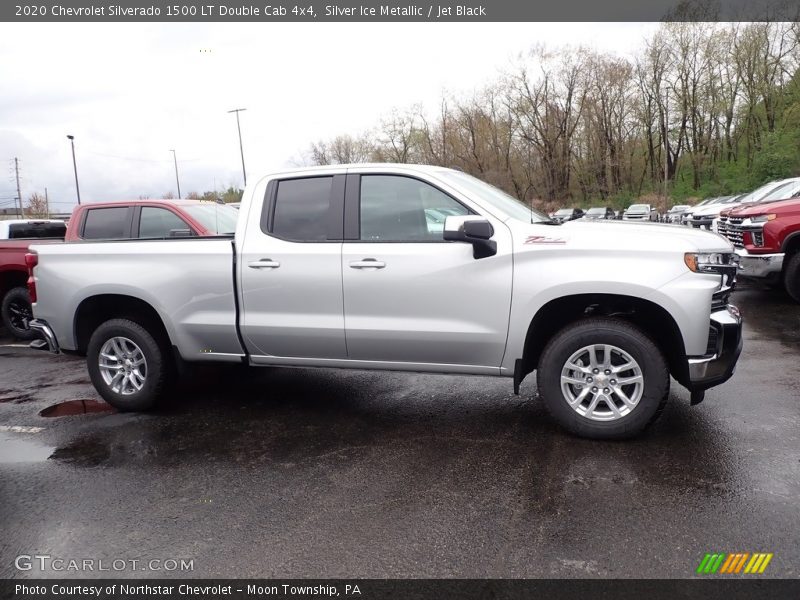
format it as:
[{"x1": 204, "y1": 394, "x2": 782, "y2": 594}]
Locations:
[
  {"x1": 749, "y1": 214, "x2": 776, "y2": 223},
  {"x1": 684, "y1": 252, "x2": 738, "y2": 273}
]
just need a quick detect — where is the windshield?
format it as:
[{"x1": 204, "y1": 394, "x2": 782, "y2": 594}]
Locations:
[
  {"x1": 182, "y1": 203, "x2": 239, "y2": 234},
  {"x1": 586, "y1": 208, "x2": 606, "y2": 214},
  {"x1": 554, "y1": 209, "x2": 574, "y2": 216},
  {"x1": 669, "y1": 205, "x2": 690, "y2": 213},
  {"x1": 738, "y1": 181, "x2": 788, "y2": 205},
  {"x1": 435, "y1": 170, "x2": 550, "y2": 223},
  {"x1": 759, "y1": 180, "x2": 800, "y2": 203},
  {"x1": 628, "y1": 204, "x2": 649, "y2": 211}
]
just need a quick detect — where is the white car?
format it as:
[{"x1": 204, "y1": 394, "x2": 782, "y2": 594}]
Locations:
[
  {"x1": 0, "y1": 219, "x2": 66, "y2": 240},
  {"x1": 622, "y1": 204, "x2": 658, "y2": 222},
  {"x1": 29, "y1": 164, "x2": 742, "y2": 440}
]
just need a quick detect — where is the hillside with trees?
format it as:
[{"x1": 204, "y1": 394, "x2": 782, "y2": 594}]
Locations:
[{"x1": 307, "y1": 22, "x2": 800, "y2": 213}]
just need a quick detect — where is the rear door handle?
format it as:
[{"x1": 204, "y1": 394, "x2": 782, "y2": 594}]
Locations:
[
  {"x1": 248, "y1": 259, "x2": 281, "y2": 269},
  {"x1": 349, "y1": 259, "x2": 386, "y2": 269}
]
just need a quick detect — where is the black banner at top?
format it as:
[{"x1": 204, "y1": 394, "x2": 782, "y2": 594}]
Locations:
[{"x1": 2, "y1": 0, "x2": 799, "y2": 22}]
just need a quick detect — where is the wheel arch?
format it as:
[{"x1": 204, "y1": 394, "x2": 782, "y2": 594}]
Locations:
[
  {"x1": 519, "y1": 293, "x2": 689, "y2": 387},
  {"x1": 73, "y1": 294, "x2": 172, "y2": 356},
  {"x1": 0, "y1": 269, "x2": 28, "y2": 298}
]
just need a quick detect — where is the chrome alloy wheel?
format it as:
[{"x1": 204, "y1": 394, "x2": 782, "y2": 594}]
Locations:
[
  {"x1": 98, "y1": 336, "x2": 147, "y2": 395},
  {"x1": 560, "y1": 344, "x2": 644, "y2": 422}
]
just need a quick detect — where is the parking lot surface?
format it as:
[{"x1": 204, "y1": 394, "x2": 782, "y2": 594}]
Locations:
[{"x1": 0, "y1": 283, "x2": 798, "y2": 579}]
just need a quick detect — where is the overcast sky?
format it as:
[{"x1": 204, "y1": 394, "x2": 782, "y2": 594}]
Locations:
[{"x1": 0, "y1": 22, "x2": 658, "y2": 213}]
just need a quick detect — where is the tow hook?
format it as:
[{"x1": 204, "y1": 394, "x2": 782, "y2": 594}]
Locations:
[{"x1": 690, "y1": 390, "x2": 706, "y2": 406}]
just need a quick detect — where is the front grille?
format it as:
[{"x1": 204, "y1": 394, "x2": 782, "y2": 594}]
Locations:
[
  {"x1": 728, "y1": 217, "x2": 744, "y2": 225},
  {"x1": 723, "y1": 225, "x2": 744, "y2": 248}
]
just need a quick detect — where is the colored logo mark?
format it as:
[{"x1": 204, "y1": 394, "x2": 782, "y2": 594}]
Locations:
[{"x1": 696, "y1": 552, "x2": 773, "y2": 574}]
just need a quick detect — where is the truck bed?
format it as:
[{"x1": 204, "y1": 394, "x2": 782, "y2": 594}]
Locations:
[{"x1": 30, "y1": 237, "x2": 244, "y2": 361}]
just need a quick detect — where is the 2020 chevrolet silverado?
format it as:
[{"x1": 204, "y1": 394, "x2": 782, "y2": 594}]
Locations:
[{"x1": 27, "y1": 165, "x2": 743, "y2": 439}]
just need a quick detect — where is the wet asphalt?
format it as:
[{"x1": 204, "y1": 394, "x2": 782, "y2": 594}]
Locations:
[{"x1": 0, "y1": 282, "x2": 798, "y2": 579}]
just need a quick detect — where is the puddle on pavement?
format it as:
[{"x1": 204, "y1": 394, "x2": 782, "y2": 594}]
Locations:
[
  {"x1": 0, "y1": 434, "x2": 54, "y2": 463},
  {"x1": 39, "y1": 399, "x2": 116, "y2": 418}
]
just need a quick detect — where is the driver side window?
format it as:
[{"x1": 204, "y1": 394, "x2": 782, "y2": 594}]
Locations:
[{"x1": 359, "y1": 175, "x2": 470, "y2": 242}]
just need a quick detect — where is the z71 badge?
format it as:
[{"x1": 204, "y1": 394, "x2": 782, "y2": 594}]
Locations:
[{"x1": 524, "y1": 235, "x2": 567, "y2": 245}]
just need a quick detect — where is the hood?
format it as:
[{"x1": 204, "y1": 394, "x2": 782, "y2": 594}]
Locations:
[
  {"x1": 693, "y1": 202, "x2": 738, "y2": 217},
  {"x1": 732, "y1": 197, "x2": 800, "y2": 217},
  {"x1": 516, "y1": 219, "x2": 733, "y2": 253}
]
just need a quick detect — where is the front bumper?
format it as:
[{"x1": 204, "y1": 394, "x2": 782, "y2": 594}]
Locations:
[
  {"x1": 29, "y1": 319, "x2": 60, "y2": 354},
  {"x1": 687, "y1": 304, "x2": 742, "y2": 391},
  {"x1": 691, "y1": 218, "x2": 714, "y2": 229},
  {"x1": 734, "y1": 248, "x2": 784, "y2": 278}
]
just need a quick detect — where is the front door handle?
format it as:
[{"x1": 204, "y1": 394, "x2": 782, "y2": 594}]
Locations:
[
  {"x1": 248, "y1": 259, "x2": 281, "y2": 269},
  {"x1": 349, "y1": 258, "x2": 386, "y2": 269}
]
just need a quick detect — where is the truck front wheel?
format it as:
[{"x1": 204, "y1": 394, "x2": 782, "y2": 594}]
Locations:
[
  {"x1": 783, "y1": 252, "x2": 800, "y2": 303},
  {"x1": 537, "y1": 318, "x2": 669, "y2": 440},
  {"x1": 86, "y1": 318, "x2": 169, "y2": 411}
]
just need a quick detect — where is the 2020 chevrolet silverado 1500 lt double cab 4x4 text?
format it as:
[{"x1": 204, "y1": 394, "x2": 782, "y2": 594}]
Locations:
[{"x1": 27, "y1": 165, "x2": 742, "y2": 439}]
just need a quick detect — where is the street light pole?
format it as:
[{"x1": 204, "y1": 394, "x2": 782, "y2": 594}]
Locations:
[
  {"x1": 170, "y1": 149, "x2": 181, "y2": 198},
  {"x1": 227, "y1": 108, "x2": 247, "y2": 187},
  {"x1": 66, "y1": 135, "x2": 81, "y2": 205}
]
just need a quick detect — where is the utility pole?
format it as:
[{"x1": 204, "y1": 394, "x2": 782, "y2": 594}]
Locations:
[
  {"x1": 45, "y1": 187, "x2": 50, "y2": 217},
  {"x1": 170, "y1": 149, "x2": 181, "y2": 198},
  {"x1": 663, "y1": 89, "x2": 669, "y2": 203},
  {"x1": 14, "y1": 157, "x2": 23, "y2": 218},
  {"x1": 227, "y1": 108, "x2": 247, "y2": 186},
  {"x1": 66, "y1": 135, "x2": 82, "y2": 204}
]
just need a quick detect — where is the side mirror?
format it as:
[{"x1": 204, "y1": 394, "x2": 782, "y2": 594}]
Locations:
[{"x1": 443, "y1": 216, "x2": 497, "y2": 259}]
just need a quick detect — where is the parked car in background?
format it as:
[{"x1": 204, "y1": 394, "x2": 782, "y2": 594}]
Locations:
[
  {"x1": 699, "y1": 179, "x2": 796, "y2": 231},
  {"x1": 0, "y1": 219, "x2": 66, "y2": 240},
  {"x1": 28, "y1": 164, "x2": 742, "y2": 440},
  {"x1": 718, "y1": 177, "x2": 800, "y2": 236},
  {"x1": 718, "y1": 197, "x2": 800, "y2": 302},
  {"x1": 682, "y1": 198, "x2": 719, "y2": 225},
  {"x1": 1, "y1": 200, "x2": 237, "y2": 340},
  {"x1": 665, "y1": 205, "x2": 692, "y2": 224},
  {"x1": 551, "y1": 208, "x2": 585, "y2": 223},
  {"x1": 622, "y1": 204, "x2": 658, "y2": 222},
  {"x1": 583, "y1": 207, "x2": 616, "y2": 221},
  {"x1": 0, "y1": 220, "x2": 67, "y2": 339},
  {"x1": 690, "y1": 196, "x2": 744, "y2": 230}
]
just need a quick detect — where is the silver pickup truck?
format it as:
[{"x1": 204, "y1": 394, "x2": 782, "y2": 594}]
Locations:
[{"x1": 28, "y1": 164, "x2": 742, "y2": 439}]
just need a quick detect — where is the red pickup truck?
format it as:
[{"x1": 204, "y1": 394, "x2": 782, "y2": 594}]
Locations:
[
  {"x1": 718, "y1": 197, "x2": 800, "y2": 302},
  {"x1": 1, "y1": 200, "x2": 238, "y2": 339}
]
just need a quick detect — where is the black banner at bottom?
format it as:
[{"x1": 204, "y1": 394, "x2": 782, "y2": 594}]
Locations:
[{"x1": 3, "y1": 579, "x2": 800, "y2": 600}]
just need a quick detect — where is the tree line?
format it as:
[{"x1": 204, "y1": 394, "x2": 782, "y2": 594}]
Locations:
[{"x1": 307, "y1": 21, "x2": 800, "y2": 212}]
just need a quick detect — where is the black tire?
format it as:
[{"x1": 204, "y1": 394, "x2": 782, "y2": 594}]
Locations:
[
  {"x1": 86, "y1": 318, "x2": 170, "y2": 411},
  {"x1": 536, "y1": 317, "x2": 669, "y2": 440},
  {"x1": 1, "y1": 287, "x2": 37, "y2": 341},
  {"x1": 783, "y1": 252, "x2": 800, "y2": 303}
]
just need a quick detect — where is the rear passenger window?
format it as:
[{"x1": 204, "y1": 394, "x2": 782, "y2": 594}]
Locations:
[
  {"x1": 271, "y1": 177, "x2": 332, "y2": 241},
  {"x1": 139, "y1": 207, "x2": 192, "y2": 238},
  {"x1": 82, "y1": 207, "x2": 130, "y2": 240}
]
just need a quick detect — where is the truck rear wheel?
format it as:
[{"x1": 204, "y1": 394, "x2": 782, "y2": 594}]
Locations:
[
  {"x1": 783, "y1": 252, "x2": 800, "y2": 303},
  {"x1": 86, "y1": 318, "x2": 169, "y2": 411},
  {"x1": 1, "y1": 287, "x2": 36, "y2": 341},
  {"x1": 537, "y1": 318, "x2": 669, "y2": 440}
]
